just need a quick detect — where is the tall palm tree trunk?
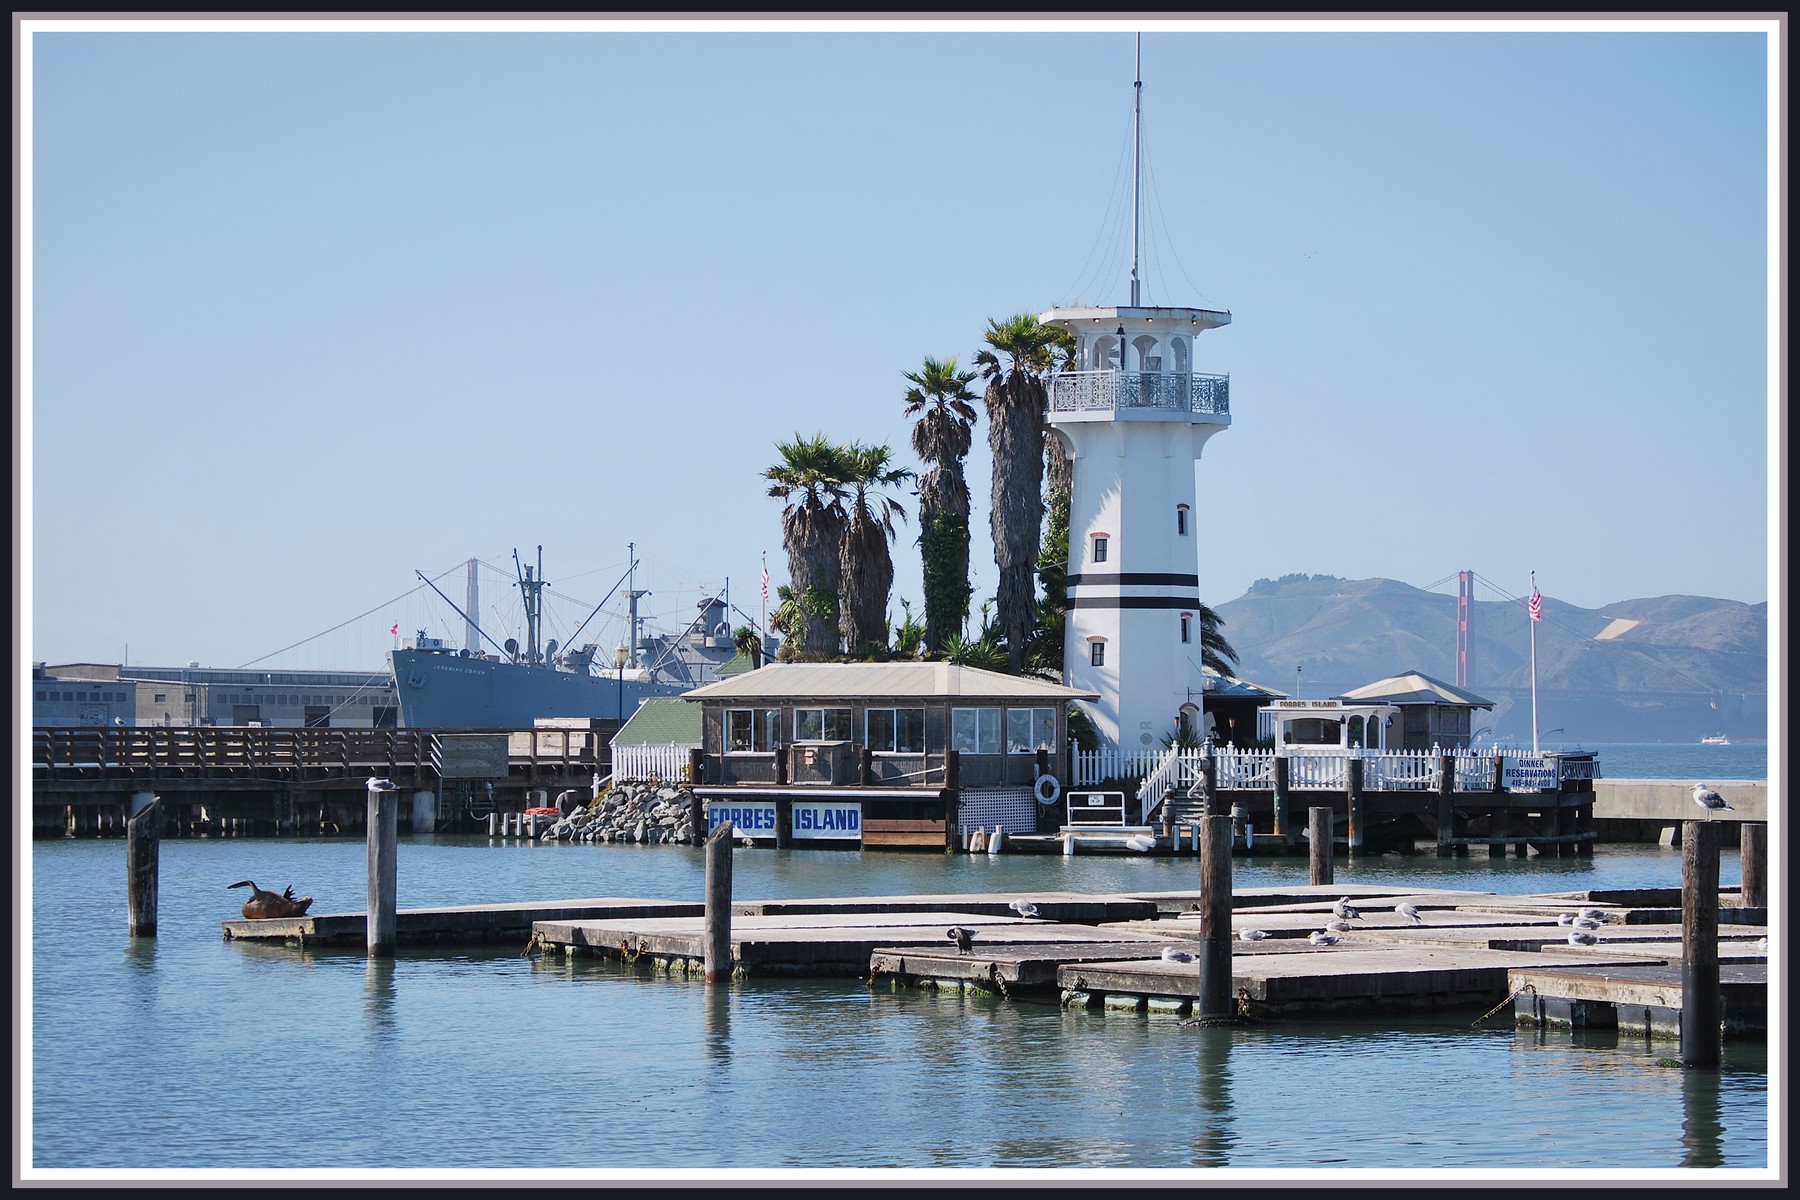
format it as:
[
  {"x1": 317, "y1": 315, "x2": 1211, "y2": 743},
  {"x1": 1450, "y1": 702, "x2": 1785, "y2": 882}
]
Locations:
[
  {"x1": 988, "y1": 371, "x2": 1045, "y2": 673},
  {"x1": 918, "y1": 462, "x2": 971, "y2": 654}
]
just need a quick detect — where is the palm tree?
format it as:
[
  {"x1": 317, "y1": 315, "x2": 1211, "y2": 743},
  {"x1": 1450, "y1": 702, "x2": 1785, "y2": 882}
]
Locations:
[
  {"x1": 733, "y1": 625, "x2": 764, "y2": 670},
  {"x1": 763, "y1": 434, "x2": 850, "y2": 657},
  {"x1": 975, "y1": 313, "x2": 1073, "y2": 672},
  {"x1": 1198, "y1": 601, "x2": 1239, "y2": 677},
  {"x1": 837, "y1": 442, "x2": 914, "y2": 658},
  {"x1": 902, "y1": 356, "x2": 978, "y2": 654}
]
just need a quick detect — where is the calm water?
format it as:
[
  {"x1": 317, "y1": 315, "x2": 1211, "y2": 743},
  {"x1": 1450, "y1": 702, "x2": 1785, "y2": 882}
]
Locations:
[
  {"x1": 1541, "y1": 741, "x2": 1769, "y2": 783},
  {"x1": 25, "y1": 829, "x2": 1775, "y2": 1180}
]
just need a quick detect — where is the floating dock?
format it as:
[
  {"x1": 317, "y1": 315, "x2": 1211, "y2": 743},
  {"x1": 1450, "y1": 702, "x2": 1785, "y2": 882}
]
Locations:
[{"x1": 222, "y1": 884, "x2": 1768, "y2": 1040}]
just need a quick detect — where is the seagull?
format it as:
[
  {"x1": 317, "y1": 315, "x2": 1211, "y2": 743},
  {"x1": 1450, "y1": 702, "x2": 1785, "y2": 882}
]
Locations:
[
  {"x1": 1578, "y1": 908, "x2": 1611, "y2": 923},
  {"x1": 1333, "y1": 898, "x2": 1363, "y2": 921},
  {"x1": 1567, "y1": 929, "x2": 1599, "y2": 947},
  {"x1": 1309, "y1": 930, "x2": 1341, "y2": 947},
  {"x1": 946, "y1": 926, "x2": 976, "y2": 955},
  {"x1": 1758, "y1": 936, "x2": 1769, "y2": 954},
  {"x1": 1573, "y1": 916, "x2": 1603, "y2": 931},
  {"x1": 1161, "y1": 946, "x2": 1197, "y2": 963},
  {"x1": 1239, "y1": 929, "x2": 1270, "y2": 942},
  {"x1": 367, "y1": 777, "x2": 399, "y2": 793},
  {"x1": 1557, "y1": 913, "x2": 1577, "y2": 926},
  {"x1": 1009, "y1": 900, "x2": 1041, "y2": 919},
  {"x1": 1397, "y1": 903, "x2": 1425, "y2": 926},
  {"x1": 1326, "y1": 918, "x2": 1353, "y2": 933},
  {"x1": 1692, "y1": 783, "x2": 1731, "y2": 819}
]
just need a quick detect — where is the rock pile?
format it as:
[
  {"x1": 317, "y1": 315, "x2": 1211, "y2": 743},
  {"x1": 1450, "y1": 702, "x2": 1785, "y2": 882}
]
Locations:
[{"x1": 544, "y1": 779, "x2": 696, "y2": 845}]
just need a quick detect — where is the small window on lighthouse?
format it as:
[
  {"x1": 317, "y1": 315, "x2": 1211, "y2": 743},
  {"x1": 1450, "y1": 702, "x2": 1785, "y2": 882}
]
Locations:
[
  {"x1": 1092, "y1": 535, "x2": 1109, "y2": 563},
  {"x1": 1090, "y1": 641, "x2": 1106, "y2": 667},
  {"x1": 1176, "y1": 505, "x2": 1189, "y2": 536},
  {"x1": 1180, "y1": 613, "x2": 1192, "y2": 644}
]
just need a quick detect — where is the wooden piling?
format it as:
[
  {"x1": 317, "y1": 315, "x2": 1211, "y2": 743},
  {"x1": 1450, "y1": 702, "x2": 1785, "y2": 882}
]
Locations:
[
  {"x1": 774, "y1": 743, "x2": 789, "y2": 785},
  {"x1": 860, "y1": 746, "x2": 876, "y2": 786},
  {"x1": 1680, "y1": 819, "x2": 1721, "y2": 1068},
  {"x1": 1309, "y1": 807, "x2": 1334, "y2": 886},
  {"x1": 1196, "y1": 814, "x2": 1234, "y2": 1022},
  {"x1": 367, "y1": 784, "x2": 398, "y2": 958},
  {"x1": 1740, "y1": 824, "x2": 1766, "y2": 909},
  {"x1": 774, "y1": 796, "x2": 793, "y2": 849},
  {"x1": 1435, "y1": 754, "x2": 1456, "y2": 858},
  {"x1": 943, "y1": 750, "x2": 961, "y2": 853},
  {"x1": 1272, "y1": 755, "x2": 1290, "y2": 833},
  {"x1": 704, "y1": 819, "x2": 734, "y2": 983},
  {"x1": 688, "y1": 748, "x2": 707, "y2": 847},
  {"x1": 126, "y1": 793, "x2": 159, "y2": 937}
]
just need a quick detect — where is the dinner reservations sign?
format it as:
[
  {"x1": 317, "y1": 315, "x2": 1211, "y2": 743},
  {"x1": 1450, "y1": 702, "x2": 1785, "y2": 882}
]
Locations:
[{"x1": 1502, "y1": 755, "x2": 1560, "y2": 791}]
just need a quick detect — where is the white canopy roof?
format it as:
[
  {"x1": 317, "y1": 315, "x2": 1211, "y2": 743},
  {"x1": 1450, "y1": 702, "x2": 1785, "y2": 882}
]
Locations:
[{"x1": 683, "y1": 662, "x2": 1098, "y2": 703}]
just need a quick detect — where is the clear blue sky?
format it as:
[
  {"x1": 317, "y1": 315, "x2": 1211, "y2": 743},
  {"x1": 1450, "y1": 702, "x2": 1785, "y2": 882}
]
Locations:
[{"x1": 20, "y1": 17, "x2": 1780, "y2": 674}]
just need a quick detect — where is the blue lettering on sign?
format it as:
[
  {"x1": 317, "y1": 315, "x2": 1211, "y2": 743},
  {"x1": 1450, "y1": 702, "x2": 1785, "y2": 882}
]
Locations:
[
  {"x1": 793, "y1": 803, "x2": 861, "y2": 839},
  {"x1": 709, "y1": 803, "x2": 777, "y2": 833}
]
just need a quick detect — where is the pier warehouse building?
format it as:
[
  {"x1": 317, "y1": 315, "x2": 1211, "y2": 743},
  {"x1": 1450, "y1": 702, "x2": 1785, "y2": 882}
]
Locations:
[{"x1": 34, "y1": 662, "x2": 398, "y2": 729}]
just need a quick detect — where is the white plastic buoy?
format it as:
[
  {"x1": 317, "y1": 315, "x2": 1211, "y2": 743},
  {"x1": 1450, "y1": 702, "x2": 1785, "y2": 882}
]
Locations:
[
  {"x1": 1063, "y1": 832, "x2": 1075, "y2": 857},
  {"x1": 987, "y1": 824, "x2": 1003, "y2": 856}
]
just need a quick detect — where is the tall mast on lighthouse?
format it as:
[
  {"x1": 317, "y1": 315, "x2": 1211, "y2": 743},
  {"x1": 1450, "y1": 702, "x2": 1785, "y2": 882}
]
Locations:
[
  {"x1": 1040, "y1": 33, "x2": 1234, "y2": 766},
  {"x1": 1130, "y1": 33, "x2": 1142, "y2": 308}
]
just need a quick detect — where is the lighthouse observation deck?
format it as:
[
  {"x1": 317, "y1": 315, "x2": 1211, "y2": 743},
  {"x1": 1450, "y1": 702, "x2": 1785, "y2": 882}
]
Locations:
[{"x1": 1047, "y1": 369, "x2": 1230, "y2": 420}]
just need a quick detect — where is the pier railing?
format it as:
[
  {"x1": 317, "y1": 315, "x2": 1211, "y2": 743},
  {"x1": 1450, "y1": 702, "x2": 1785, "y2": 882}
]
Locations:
[
  {"x1": 1047, "y1": 369, "x2": 1230, "y2": 417},
  {"x1": 1076, "y1": 746, "x2": 1594, "y2": 797}
]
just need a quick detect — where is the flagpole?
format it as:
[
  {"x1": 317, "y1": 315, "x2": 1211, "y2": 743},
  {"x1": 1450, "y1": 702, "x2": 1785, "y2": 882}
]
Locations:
[{"x1": 1529, "y1": 570, "x2": 1539, "y2": 756}]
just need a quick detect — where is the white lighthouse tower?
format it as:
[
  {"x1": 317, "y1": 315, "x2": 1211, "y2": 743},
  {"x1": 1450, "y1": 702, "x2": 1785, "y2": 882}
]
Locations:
[{"x1": 1040, "y1": 42, "x2": 1232, "y2": 753}]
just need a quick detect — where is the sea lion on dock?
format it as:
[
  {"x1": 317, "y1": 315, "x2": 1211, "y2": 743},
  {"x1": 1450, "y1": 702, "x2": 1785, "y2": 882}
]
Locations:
[{"x1": 229, "y1": 880, "x2": 314, "y2": 920}]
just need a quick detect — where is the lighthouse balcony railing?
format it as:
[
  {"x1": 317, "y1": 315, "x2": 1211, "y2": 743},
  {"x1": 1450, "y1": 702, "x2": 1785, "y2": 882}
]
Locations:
[{"x1": 1047, "y1": 369, "x2": 1230, "y2": 416}]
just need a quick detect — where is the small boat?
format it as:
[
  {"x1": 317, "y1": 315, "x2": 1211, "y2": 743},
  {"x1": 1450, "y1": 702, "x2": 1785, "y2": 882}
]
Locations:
[{"x1": 1700, "y1": 735, "x2": 1731, "y2": 746}]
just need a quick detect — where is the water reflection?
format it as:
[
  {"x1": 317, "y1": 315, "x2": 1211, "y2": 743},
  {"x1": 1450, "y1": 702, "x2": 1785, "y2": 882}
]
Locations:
[
  {"x1": 363, "y1": 956, "x2": 398, "y2": 1046},
  {"x1": 1678, "y1": 1064, "x2": 1724, "y2": 1167},
  {"x1": 1188, "y1": 1025, "x2": 1237, "y2": 1167},
  {"x1": 703, "y1": 984, "x2": 732, "y2": 1066}
]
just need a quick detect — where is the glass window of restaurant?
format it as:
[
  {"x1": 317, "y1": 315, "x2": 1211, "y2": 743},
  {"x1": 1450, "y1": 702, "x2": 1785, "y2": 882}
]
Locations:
[
  {"x1": 865, "y1": 707, "x2": 926, "y2": 754},
  {"x1": 727, "y1": 708, "x2": 782, "y2": 752},
  {"x1": 1006, "y1": 707, "x2": 1057, "y2": 753},
  {"x1": 794, "y1": 708, "x2": 851, "y2": 742},
  {"x1": 951, "y1": 706, "x2": 1002, "y2": 754}
]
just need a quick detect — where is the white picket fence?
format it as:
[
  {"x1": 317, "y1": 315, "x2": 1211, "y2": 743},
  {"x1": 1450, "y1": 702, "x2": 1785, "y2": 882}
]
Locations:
[
  {"x1": 611, "y1": 742, "x2": 696, "y2": 784},
  {"x1": 1075, "y1": 746, "x2": 1524, "y2": 798}
]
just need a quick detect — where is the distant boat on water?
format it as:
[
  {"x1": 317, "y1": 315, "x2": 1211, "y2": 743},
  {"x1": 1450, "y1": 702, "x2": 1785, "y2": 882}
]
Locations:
[{"x1": 1699, "y1": 734, "x2": 1731, "y2": 746}]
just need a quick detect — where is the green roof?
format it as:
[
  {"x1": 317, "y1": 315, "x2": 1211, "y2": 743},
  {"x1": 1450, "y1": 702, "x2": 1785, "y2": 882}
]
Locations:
[{"x1": 613, "y1": 697, "x2": 703, "y2": 746}]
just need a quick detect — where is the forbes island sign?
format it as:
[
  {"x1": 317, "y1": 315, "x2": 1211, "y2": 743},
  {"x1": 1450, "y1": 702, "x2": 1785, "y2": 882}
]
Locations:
[{"x1": 706, "y1": 800, "x2": 862, "y2": 841}]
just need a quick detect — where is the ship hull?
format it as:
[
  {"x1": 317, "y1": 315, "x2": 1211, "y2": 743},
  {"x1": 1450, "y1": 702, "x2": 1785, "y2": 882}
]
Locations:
[{"x1": 390, "y1": 650, "x2": 690, "y2": 729}]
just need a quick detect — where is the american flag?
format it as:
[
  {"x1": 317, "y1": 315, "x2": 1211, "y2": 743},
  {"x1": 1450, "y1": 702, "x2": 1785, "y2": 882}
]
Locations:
[
  {"x1": 1528, "y1": 588, "x2": 1542, "y2": 622},
  {"x1": 760, "y1": 554, "x2": 769, "y2": 602}
]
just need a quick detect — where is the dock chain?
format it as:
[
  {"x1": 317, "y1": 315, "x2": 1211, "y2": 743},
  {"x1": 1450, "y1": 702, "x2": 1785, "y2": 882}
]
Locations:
[{"x1": 1472, "y1": 983, "x2": 1533, "y2": 1027}]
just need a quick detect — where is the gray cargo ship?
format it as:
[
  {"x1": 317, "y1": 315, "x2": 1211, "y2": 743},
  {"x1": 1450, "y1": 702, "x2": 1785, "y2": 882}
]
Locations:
[{"x1": 389, "y1": 549, "x2": 752, "y2": 730}]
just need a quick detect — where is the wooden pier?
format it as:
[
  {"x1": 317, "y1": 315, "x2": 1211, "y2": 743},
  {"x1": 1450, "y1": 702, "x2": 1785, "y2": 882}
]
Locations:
[{"x1": 32, "y1": 725, "x2": 610, "y2": 838}]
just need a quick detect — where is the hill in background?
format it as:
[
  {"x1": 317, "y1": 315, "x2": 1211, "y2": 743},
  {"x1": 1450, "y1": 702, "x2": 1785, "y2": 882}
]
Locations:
[{"x1": 1214, "y1": 574, "x2": 1768, "y2": 744}]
